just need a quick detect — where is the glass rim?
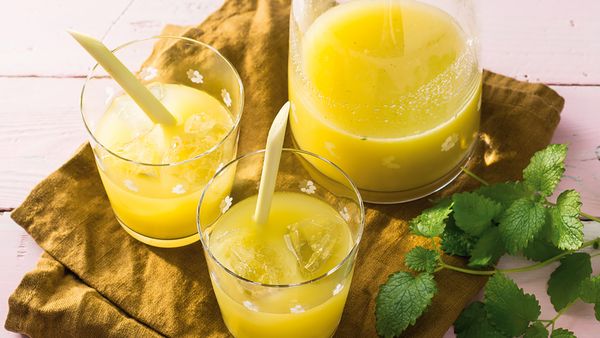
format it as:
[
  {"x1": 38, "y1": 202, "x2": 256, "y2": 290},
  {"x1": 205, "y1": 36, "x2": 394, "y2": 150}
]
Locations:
[
  {"x1": 79, "y1": 35, "x2": 245, "y2": 167},
  {"x1": 196, "y1": 148, "x2": 365, "y2": 288}
]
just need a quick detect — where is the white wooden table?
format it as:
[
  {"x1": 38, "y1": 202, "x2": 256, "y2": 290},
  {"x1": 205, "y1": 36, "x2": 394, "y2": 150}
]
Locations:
[{"x1": 1, "y1": 1, "x2": 599, "y2": 337}]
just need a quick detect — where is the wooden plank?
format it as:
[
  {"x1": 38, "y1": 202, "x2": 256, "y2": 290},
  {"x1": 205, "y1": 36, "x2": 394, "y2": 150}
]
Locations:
[
  {"x1": 0, "y1": 0, "x2": 133, "y2": 77},
  {"x1": 551, "y1": 86, "x2": 600, "y2": 215},
  {"x1": 0, "y1": 213, "x2": 43, "y2": 335},
  {"x1": 0, "y1": 0, "x2": 225, "y2": 77},
  {"x1": 2, "y1": 0, "x2": 600, "y2": 85},
  {"x1": 0, "y1": 78, "x2": 87, "y2": 208},
  {"x1": 478, "y1": 0, "x2": 600, "y2": 84}
]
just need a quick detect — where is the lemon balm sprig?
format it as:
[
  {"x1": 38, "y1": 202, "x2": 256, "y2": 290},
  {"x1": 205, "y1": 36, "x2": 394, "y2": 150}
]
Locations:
[{"x1": 375, "y1": 144, "x2": 600, "y2": 338}]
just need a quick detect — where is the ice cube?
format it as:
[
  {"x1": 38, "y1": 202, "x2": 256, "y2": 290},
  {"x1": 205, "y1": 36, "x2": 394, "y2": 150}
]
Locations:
[
  {"x1": 210, "y1": 228, "x2": 284, "y2": 284},
  {"x1": 185, "y1": 112, "x2": 217, "y2": 134},
  {"x1": 230, "y1": 244, "x2": 283, "y2": 284},
  {"x1": 284, "y1": 218, "x2": 338, "y2": 273}
]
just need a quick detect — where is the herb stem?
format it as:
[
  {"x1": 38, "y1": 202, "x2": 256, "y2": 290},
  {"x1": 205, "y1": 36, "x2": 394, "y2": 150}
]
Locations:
[
  {"x1": 544, "y1": 302, "x2": 575, "y2": 329},
  {"x1": 460, "y1": 166, "x2": 490, "y2": 186},
  {"x1": 580, "y1": 211, "x2": 600, "y2": 223},
  {"x1": 498, "y1": 251, "x2": 571, "y2": 274},
  {"x1": 439, "y1": 261, "x2": 495, "y2": 275},
  {"x1": 439, "y1": 238, "x2": 599, "y2": 276}
]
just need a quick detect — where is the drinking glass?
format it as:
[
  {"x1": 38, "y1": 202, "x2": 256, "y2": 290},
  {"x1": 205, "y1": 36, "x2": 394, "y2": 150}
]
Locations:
[
  {"x1": 81, "y1": 36, "x2": 243, "y2": 247},
  {"x1": 198, "y1": 149, "x2": 364, "y2": 338},
  {"x1": 289, "y1": 0, "x2": 481, "y2": 203}
]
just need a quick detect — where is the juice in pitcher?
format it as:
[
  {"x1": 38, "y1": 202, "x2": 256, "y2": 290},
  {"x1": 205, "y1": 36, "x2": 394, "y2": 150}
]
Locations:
[{"x1": 289, "y1": 0, "x2": 481, "y2": 202}]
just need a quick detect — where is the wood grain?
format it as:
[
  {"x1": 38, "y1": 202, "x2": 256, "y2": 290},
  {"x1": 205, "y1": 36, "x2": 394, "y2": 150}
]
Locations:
[
  {"x1": 0, "y1": 78, "x2": 87, "y2": 208},
  {"x1": 478, "y1": 0, "x2": 600, "y2": 85},
  {"x1": 552, "y1": 86, "x2": 600, "y2": 214}
]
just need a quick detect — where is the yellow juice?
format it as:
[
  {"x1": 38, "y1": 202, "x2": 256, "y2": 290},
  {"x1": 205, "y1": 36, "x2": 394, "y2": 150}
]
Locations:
[
  {"x1": 94, "y1": 83, "x2": 236, "y2": 246},
  {"x1": 205, "y1": 192, "x2": 355, "y2": 338},
  {"x1": 289, "y1": 0, "x2": 481, "y2": 201}
]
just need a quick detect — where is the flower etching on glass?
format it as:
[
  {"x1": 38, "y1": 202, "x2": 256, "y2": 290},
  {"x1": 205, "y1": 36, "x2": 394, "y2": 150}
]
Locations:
[
  {"x1": 300, "y1": 180, "x2": 317, "y2": 194},
  {"x1": 220, "y1": 196, "x2": 233, "y2": 213},
  {"x1": 221, "y1": 88, "x2": 232, "y2": 107},
  {"x1": 123, "y1": 179, "x2": 139, "y2": 192},
  {"x1": 441, "y1": 133, "x2": 459, "y2": 152},
  {"x1": 172, "y1": 184, "x2": 186, "y2": 195},
  {"x1": 140, "y1": 66, "x2": 158, "y2": 81},
  {"x1": 340, "y1": 207, "x2": 351, "y2": 222},
  {"x1": 382, "y1": 156, "x2": 401, "y2": 169},
  {"x1": 186, "y1": 69, "x2": 204, "y2": 84}
]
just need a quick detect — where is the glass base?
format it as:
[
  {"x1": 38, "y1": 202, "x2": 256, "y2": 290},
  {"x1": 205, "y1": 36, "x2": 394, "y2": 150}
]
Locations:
[
  {"x1": 116, "y1": 217, "x2": 199, "y2": 248},
  {"x1": 360, "y1": 145, "x2": 475, "y2": 204}
]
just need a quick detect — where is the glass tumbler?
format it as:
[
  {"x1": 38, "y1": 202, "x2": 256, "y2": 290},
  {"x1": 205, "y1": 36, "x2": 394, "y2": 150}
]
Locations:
[
  {"x1": 81, "y1": 36, "x2": 243, "y2": 247},
  {"x1": 289, "y1": 0, "x2": 482, "y2": 203},
  {"x1": 198, "y1": 149, "x2": 364, "y2": 338}
]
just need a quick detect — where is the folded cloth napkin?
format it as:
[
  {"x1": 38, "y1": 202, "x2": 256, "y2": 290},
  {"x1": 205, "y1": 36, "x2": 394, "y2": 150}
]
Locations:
[{"x1": 6, "y1": 0, "x2": 564, "y2": 337}]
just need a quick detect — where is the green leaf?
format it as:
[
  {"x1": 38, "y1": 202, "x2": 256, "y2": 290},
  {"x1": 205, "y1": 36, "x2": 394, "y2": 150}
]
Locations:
[
  {"x1": 548, "y1": 190, "x2": 584, "y2": 250},
  {"x1": 499, "y1": 198, "x2": 546, "y2": 254},
  {"x1": 440, "y1": 217, "x2": 477, "y2": 256},
  {"x1": 523, "y1": 322, "x2": 549, "y2": 338},
  {"x1": 375, "y1": 272, "x2": 437, "y2": 337},
  {"x1": 547, "y1": 253, "x2": 592, "y2": 311},
  {"x1": 476, "y1": 181, "x2": 531, "y2": 211},
  {"x1": 485, "y1": 273, "x2": 541, "y2": 336},
  {"x1": 580, "y1": 275, "x2": 600, "y2": 304},
  {"x1": 523, "y1": 144, "x2": 567, "y2": 196},
  {"x1": 409, "y1": 199, "x2": 452, "y2": 238},
  {"x1": 550, "y1": 328, "x2": 576, "y2": 338},
  {"x1": 452, "y1": 192, "x2": 502, "y2": 236},
  {"x1": 454, "y1": 302, "x2": 506, "y2": 338},
  {"x1": 468, "y1": 227, "x2": 505, "y2": 268},
  {"x1": 522, "y1": 236, "x2": 564, "y2": 262},
  {"x1": 405, "y1": 247, "x2": 439, "y2": 273},
  {"x1": 580, "y1": 275, "x2": 600, "y2": 321}
]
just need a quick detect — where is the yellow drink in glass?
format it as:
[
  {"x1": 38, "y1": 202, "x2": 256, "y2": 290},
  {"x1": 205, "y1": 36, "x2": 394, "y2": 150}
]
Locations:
[
  {"x1": 208, "y1": 192, "x2": 352, "y2": 338},
  {"x1": 81, "y1": 36, "x2": 243, "y2": 247},
  {"x1": 95, "y1": 83, "x2": 235, "y2": 245},
  {"x1": 198, "y1": 149, "x2": 364, "y2": 338},
  {"x1": 289, "y1": 0, "x2": 481, "y2": 202}
]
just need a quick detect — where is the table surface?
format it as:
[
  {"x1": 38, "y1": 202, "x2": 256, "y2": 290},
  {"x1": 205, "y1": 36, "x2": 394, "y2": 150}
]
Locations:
[{"x1": 1, "y1": 1, "x2": 599, "y2": 337}]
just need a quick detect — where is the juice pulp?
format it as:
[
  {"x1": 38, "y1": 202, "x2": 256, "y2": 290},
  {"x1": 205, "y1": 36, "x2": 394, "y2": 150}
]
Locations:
[
  {"x1": 289, "y1": 0, "x2": 481, "y2": 199},
  {"x1": 94, "y1": 83, "x2": 235, "y2": 246},
  {"x1": 205, "y1": 192, "x2": 354, "y2": 338}
]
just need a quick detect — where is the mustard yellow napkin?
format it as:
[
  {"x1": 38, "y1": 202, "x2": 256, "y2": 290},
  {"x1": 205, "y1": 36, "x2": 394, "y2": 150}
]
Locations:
[{"x1": 6, "y1": 1, "x2": 564, "y2": 337}]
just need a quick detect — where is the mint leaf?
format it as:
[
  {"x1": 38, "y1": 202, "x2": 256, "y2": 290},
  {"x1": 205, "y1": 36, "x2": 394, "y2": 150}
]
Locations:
[
  {"x1": 453, "y1": 192, "x2": 502, "y2": 236},
  {"x1": 440, "y1": 217, "x2": 477, "y2": 256},
  {"x1": 499, "y1": 198, "x2": 546, "y2": 254},
  {"x1": 547, "y1": 253, "x2": 592, "y2": 311},
  {"x1": 524, "y1": 322, "x2": 549, "y2": 338},
  {"x1": 375, "y1": 272, "x2": 437, "y2": 337},
  {"x1": 454, "y1": 302, "x2": 506, "y2": 338},
  {"x1": 580, "y1": 275, "x2": 600, "y2": 303},
  {"x1": 409, "y1": 199, "x2": 452, "y2": 238},
  {"x1": 580, "y1": 275, "x2": 600, "y2": 321},
  {"x1": 523, "y1": 144, "x2": 567, "y2": 196},
  {"x1": 405, "y1": 247, "x2": 439, "y2": 273},
  {"x1": 550, "y1": 328, "x2": 576, "y2": 338},
  {"x1": 548, "y1": 190, "x2": 584, "y2": 250},
  {"x1": 522, "y1": 237, "x2": 564, "y2": 262},
  {"x1": 469, "y1": 227, "x2": 505, "y2": 267},
  {"x1": 476, "y1": 182, "x2": 531, "y2": 211},
  {"x1": 485, "y1": 273, "x2": 541, "y2": 336}
]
